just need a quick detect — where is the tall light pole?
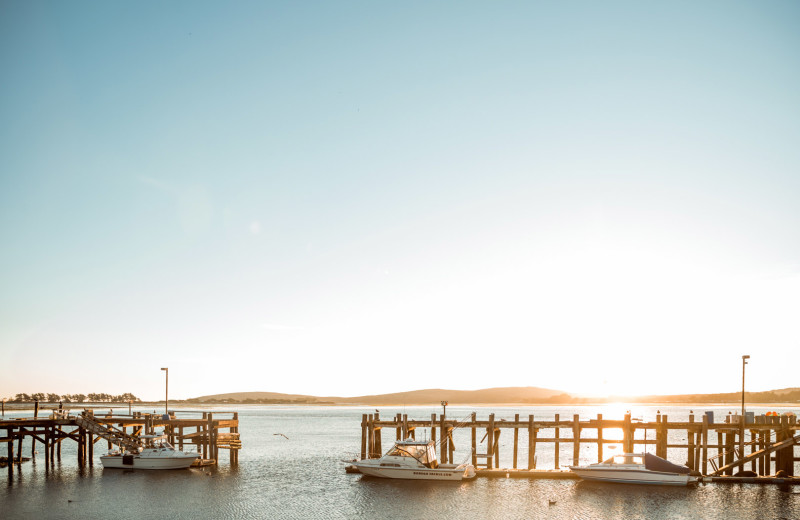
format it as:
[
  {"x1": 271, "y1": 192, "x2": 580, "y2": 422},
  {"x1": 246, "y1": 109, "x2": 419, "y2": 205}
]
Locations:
[
  {"x1": 741, "y1": 355, "x2": 749, "y2": 418},
  {"x1": 161, "y1": 367, "x2": 168, "y2": 416},
  {"x1": 441, "y1": 400, "x2": 448, "y2": 418}
]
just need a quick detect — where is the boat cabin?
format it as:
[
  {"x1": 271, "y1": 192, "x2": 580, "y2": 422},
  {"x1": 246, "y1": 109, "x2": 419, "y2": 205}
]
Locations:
[
  {"x1": 139, "y1": 435, "x2": 174, "y2": 450},
  {"x1": 598, "y1": 453, "x2": 691, "y2": 474},
  {"x1": 385, "y1": 440, "x2": 439, "y2": 468}
]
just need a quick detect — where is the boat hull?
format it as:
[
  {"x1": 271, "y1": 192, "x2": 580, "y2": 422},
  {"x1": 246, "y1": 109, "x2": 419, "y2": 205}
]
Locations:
[
  {"x1": 100, "y1": 454, "x2": 199, "y2": 470},
  {"x1": 570, "y1": 467, "x2": 695, "y2": 486},
  {"x1": 354, "y1": 462, "x2": 475, "y2": 481}
]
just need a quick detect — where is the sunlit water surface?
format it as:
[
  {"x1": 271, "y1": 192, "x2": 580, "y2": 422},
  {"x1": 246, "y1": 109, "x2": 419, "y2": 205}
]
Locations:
[{"x1": 2, "y1": 405, "x2": 798, "y2": 519}]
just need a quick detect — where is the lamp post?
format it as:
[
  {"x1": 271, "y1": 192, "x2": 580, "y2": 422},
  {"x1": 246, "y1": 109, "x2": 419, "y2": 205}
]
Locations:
[
  {"x1": 441, "y1": 400, "x2": 448, "y2": 418},
  {"x1": 741, "y1": 355, "x2": 749, "y2": 418},
  {"x1": 161, "y1": 367, "x2": 168, "y2": 416}
]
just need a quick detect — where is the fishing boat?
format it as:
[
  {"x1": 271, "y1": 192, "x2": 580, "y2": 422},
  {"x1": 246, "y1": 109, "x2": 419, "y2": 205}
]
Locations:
[
  {"x1": 570, "y1": 453, "x2": 697, "y2": 486},
  {"x1": 100, "y1": 435, "x2": 199, "y2": 470},
  {"x1": 352, "y1": 439, "x2": 476, "y2": 481}
]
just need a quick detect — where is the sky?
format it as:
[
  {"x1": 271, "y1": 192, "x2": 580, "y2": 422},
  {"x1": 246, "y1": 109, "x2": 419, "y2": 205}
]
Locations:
[{"x1": 1, "y1": 1, "x2": 798, "y2": 401}]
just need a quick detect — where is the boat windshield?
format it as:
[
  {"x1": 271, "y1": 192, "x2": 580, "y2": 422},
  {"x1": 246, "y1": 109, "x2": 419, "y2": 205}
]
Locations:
[
  {"x1": 606, "y1": 455, "x2": 643, "y2": 465},
  {"x1": 387, "y1": 443, "x2": 432, "y2": 463}
]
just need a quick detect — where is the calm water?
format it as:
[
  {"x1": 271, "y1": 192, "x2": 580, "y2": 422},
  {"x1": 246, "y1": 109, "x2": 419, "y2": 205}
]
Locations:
[{"x1": 2, "y1": 405, "x2": 798, "y2": 519}]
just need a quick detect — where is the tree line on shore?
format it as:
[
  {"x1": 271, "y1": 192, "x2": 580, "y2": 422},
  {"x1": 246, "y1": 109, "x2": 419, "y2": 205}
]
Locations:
[
  {"x1": 5, "y1": 393, "x2": 141, "y2": 403},
  {"x1": 186, "y1": 397, "x2": 330, "y2": 404}
]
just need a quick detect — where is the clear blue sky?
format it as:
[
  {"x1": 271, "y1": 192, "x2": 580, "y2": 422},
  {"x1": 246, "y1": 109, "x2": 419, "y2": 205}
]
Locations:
[{"x1": 1, "y1": 1, "x2": 798, "y2": 400}]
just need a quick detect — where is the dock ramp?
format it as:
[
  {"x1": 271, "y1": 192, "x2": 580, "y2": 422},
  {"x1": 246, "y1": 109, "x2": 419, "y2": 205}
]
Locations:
[{"x1": 73, "y1": 411, "x2": 142, "y2": 452}]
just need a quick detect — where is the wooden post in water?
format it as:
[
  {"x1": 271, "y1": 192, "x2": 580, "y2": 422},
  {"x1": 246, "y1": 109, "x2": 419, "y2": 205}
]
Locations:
[
  {"x1": 554, "y1": 413, "x2": 560, "y2": 469},
  {"x1": 208, "y1": 413, "x2": 219, "y2": 464},
  {"x1": 513, "y1": 413, "x2": 519, "y2": 469},
  {"x1": 623, "y1": 413, "x2": 632, "y2": 454},
  {"x1": 402, "y1": 414, "x2": 408, "y2": 440},
  {"x1": 88, "y1": 432, "x2": 93, "y2": 465},
  {"x1": 430, "y1": 413, "x2": 437, "y2": 448},
  {"x1": 76, "y1": 428, "x2": 83, "y2": 467},
  {"x1": 739, "y1": 419, "x2": 745, "y2": 470},
  {"x1": 701, "y1": 414, "x2": 709, "y2": 475},
  {"x1": 572, "y1": 414, "x2": 580, "y2": 466},
  {"x1": 44, "y1": 426, "x2": 50, "y2": 467},
  {"x1": 360, "y1": 414, "x2": 367, "y2": 460},
  {"x1": 7, "y1": 427, "x2": 14, "y2": 477},
  {"x1": 757, "y1": 419, "x2": 766, "y2": 475},
  {"x1": 727, "y1": 429, "x2": 736, "y2": 475},
  {"x1": 486, "y1": 414, "x2": 494, "y2": 470},
  {"x1": 528, "y1": 414, "x2": 536, "y2": 470},
  {"x1": 374, "y1": 412, "x2": 381, "y2": 458},
  {"x1": 597, "y1": 414, "x2": 603, "y2": 463},
  {"x1": 447, "y1": 426, "x2": 454, "y2": 463},
  {"x1": 50, "y1": 426, "x2": 56, "y2": 467},
  {"x1": 395, "y1": 413, "x2": 402, "y2": 441},
  {"x1": 687, "y1": 413, "x2": 695, "y2": 471},
  {"x1": 777, "y1": 415, "x2": 792, "y2": 476},
  {"x1": 471, "y1": 412, "x2": 477, "y2": 467},
  {"x1": 367, "y1": 414, "x2": 374, "y2": 458},
  {"x1": 232, "y1": 412, "x2": 239, "y2": 465},
  {"x1": 439, "y1": 414, "x2": 447, "y2": 464},
  {"x1": 206, "y1": 413, "x2": 215, "y2": 462},
  {"x1": 493, "y1": 427, "x2": 501, "y2": 469}
]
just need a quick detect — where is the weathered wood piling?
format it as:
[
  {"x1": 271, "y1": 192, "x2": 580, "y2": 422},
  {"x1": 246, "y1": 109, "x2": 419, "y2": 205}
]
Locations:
[{"x1": 358, "y1": 411, "x2": 799, "y2": 482}]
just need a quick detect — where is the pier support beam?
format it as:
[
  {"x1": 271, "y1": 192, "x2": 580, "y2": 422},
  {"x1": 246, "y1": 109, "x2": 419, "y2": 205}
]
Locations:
[
  {"x1": 597, "y1": 414, "x2": 603, "y2": 463},
  {"x1": 528, "y1": 415, "x2": 536, "y2": 470}
]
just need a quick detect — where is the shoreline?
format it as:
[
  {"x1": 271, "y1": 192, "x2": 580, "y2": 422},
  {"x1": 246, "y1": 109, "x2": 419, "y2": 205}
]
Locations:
[{"x1": 2, "y1": 401, "x2": 798, "y2": 411}]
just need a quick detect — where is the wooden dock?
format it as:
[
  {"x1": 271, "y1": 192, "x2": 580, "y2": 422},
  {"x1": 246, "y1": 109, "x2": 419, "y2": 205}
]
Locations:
[
  {"x1": 356, "y1": 411, "x2": 799, "y2": 483},
  {"x1": 1, "y1": 407, "x2": 240, "y2": 476}
]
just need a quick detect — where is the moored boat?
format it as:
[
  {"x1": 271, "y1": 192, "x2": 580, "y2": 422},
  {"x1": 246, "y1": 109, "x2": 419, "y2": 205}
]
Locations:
[
  {"x1": 570, "y1": 453, "x2": 697, "y2": 486},
  {"x1": 352, "y1": 439, "x2": 476, "y2": 481},
  {"x1": 100, "y1": 435, "x2": 199, "y2": 470}
]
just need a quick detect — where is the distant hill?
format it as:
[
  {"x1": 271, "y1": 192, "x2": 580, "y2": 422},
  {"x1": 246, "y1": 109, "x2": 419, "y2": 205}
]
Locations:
[
  {"x1": 190, "y1": 391, "x2": 320, "y2": 403},
  {"x1": 190, "y1": 386, "x2": 566, "y2": 405},
  {"x1": 321, "y1": 386, "x2": 565, "y2": 405},
  {"x1": 188, "y1": 386, "x2": 800, "y2": 405}
]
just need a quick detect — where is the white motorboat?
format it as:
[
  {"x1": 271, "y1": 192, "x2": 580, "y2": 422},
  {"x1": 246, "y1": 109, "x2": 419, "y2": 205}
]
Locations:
[
  {"x1": 570, "y1": 453, "x2": 697, "y2": 486},
  {"x1": 352, "y1": 439, "x2": 476, "y2": 481},
  {"x1": 100, "y1": 435, "x2": 199, "y2": 470}
]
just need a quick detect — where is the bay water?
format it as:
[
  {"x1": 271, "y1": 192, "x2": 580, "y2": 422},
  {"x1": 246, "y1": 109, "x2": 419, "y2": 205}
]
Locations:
[{"x1": 2, "y1": 404, "x2": 798, "y2": 519}]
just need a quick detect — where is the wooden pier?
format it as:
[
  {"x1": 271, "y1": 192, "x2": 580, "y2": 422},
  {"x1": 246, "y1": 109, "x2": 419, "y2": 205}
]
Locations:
[
  {"x1": 1, "y1": 407, "x2": 240, "y2": 476},
  {"x1": 357, "y1": 411, "x2": 799, "y2": 483}
]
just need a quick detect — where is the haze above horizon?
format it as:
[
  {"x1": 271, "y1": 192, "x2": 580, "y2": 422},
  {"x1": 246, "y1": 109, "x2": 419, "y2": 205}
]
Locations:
[{"x1": 1, "y1": 1, "x2": 799, "y2": 401}]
